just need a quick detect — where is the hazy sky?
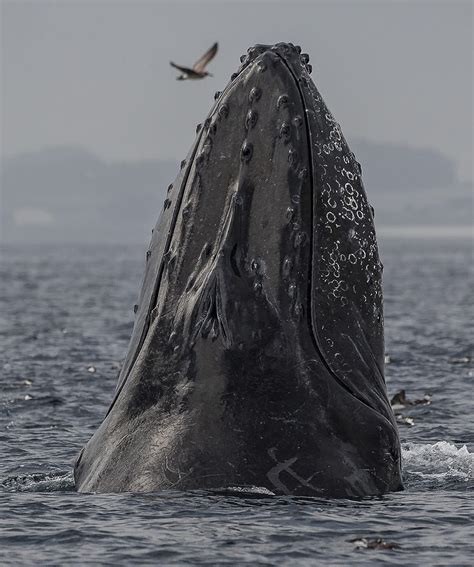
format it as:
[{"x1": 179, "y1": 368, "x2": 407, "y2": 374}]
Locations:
[{"x1": 2, "y1": 0, "x2": 473, "y2": 180}]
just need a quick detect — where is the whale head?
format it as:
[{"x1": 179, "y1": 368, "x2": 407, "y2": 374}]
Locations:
[{"x1": 74, "y1": 43, "x2": 402, "y2": 497}]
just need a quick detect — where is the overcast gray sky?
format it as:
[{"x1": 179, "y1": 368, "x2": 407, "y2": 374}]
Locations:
[{"x1": 1, "y1": 0, "x2": 473, "y2": 180}]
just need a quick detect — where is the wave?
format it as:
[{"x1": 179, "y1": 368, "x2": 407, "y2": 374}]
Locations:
[{"x1": 402, "y1": 441, "x2": 473, "y2": 488}]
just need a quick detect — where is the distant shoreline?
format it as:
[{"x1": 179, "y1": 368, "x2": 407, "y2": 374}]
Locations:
[
  {"x1": 378, "y1": 226, "x2": 472, "y2": 239},
  {"x1": 1, "y1": 227, "x2": 472, "y2": 248}
]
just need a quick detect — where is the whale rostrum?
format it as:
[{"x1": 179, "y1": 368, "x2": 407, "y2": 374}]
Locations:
[{"x1": 74, "y1": 43, "x2": 403, "y2": 497}]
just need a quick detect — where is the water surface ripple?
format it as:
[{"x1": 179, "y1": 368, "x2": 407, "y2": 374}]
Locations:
[{"x1": 1, "y1": 239, "x2": 472, "y2": 566}]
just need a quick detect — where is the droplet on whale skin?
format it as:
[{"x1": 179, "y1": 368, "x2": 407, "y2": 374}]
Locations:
[
  {"x1": 288, "y1": 282, "x2": 296, "y2": 298},
  {"x1": 285, "y1": 207, "x2": 295, "y2": 222},
  {"x1": 282, "y1": 257, "x2": 292, "y2": 277},
  {"x1": 253, "y1": 281, "x2": 263, "y2": 295}
]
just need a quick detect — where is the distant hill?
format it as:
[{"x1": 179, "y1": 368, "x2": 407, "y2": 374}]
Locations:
[
  {"x1": 351, "y1": 139, "x2": 458, "y2": 191},
  {"x1": 1, "y1": 143, "x2": 471, "y2": 244},
  {"x1": 350, "y1": 139, "x2": 472, "y2": 230},
  {"x1": 1, "y1": 147, "x2": 177, "y2": 244}
]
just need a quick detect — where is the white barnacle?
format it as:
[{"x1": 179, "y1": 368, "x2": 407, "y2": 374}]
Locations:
[{"x1": 344, "y1": 209, "x2": 355, "y2": 221}]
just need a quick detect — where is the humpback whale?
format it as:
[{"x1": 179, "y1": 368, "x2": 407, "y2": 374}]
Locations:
[{"x1": 74, "y1": 43, "x2": 403, "y2": 497}]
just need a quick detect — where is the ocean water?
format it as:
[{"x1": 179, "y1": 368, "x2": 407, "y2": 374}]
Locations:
[{"x1": 0, "y1": 238, "x2": 472, "y2": 566}]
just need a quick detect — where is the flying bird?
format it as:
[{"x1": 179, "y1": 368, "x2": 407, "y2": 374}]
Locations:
[{"x1": 170, "y1": 42, "x2": 218, "y2": 80}]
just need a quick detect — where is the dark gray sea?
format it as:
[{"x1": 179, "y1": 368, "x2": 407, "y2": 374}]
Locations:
[{"x1": 1, "y1": 237, "x2": 472, "y2": 566}]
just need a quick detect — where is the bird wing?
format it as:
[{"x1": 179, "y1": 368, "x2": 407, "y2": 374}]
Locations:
[
  {"x1": 170, "y1": 61, "x2": 194, "y2": 74},
  {"x1": 193, "y1": 42, "x2": 218, "y2": 73}
]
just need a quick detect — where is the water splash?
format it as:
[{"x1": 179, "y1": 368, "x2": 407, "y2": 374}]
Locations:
[
  {"x1": 211, "y1": 485, "x2": 276, "y2": 497},
  {"x1": 1, "y1": 471, "x2": 75, "y2": 493},
  {"x1": 402, "y1": 441, "x2": 473, "y2": 487}
]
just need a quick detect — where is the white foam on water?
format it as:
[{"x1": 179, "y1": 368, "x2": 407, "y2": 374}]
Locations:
[
  {"x1": 402, "y1": 441, "x2": 473, "y2": 485},
  {"x1": 1, "y1": 471, "x2": 75, "y2": 492},
  {"x1": 215, "y1": 485, "x2": 276, "y2": 496}
]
